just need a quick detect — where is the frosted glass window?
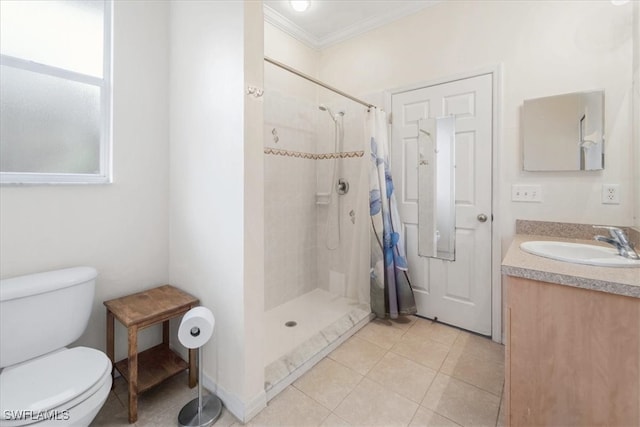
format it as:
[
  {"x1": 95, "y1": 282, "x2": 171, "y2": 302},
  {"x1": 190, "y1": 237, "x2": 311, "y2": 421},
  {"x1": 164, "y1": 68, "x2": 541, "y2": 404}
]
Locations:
[
  {"x1": 0, "y1": 1, "x2": 104, "y2": 78},
  {"x1": 1, "y1": 66, "x2": 100, "y2": 174},
  {"x1": 0, "y1": 0, "x2": 111, "y2": 184}
]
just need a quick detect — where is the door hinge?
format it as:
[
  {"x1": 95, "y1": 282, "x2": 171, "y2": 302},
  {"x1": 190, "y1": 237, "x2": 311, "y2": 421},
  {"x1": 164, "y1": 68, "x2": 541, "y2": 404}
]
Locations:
[{"x1": 388, "y1": 112, "x2": 393, "y2": 125}]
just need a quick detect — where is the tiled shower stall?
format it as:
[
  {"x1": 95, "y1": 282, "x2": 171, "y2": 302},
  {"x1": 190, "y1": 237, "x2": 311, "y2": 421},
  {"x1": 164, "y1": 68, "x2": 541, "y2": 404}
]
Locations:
[{"x1": 262, "y1": 62, "x2": 372, "y2": 398}]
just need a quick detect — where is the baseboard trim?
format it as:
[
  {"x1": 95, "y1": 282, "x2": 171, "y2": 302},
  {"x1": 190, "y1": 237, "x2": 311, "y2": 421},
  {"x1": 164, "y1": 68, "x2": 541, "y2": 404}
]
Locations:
[{"x1": 201, "y1": 374, "x2": 267, "y2": 423}]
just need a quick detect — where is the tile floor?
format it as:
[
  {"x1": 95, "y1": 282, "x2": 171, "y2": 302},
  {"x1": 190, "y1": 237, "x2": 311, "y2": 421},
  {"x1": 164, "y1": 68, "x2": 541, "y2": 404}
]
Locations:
[{"x1": 93, "y1": 316, "x2": 505, "y2": 427}]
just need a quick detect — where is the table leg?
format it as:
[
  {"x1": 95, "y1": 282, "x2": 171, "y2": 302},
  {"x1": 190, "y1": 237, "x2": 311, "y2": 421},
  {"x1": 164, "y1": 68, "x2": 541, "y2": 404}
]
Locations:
[
  {"x1": 127, "y1": 326, "x2": 138, "y2": 423},
  {"x1": 162, "y1": 320, "x2": 170, "y2": 347},
  {"x1": 106, "y1": 310, "x2": 115, "y2": 388},
  {"x1": 189, "y1": 347, "x2": 196, "y2": 388}
]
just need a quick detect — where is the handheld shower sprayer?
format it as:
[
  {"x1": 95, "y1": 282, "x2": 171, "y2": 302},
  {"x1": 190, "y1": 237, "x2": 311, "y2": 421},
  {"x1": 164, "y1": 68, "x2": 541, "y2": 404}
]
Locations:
[
  {"x1": 319, "y1": 104, "x2": 344, "y2": 122},
  {"x1": 318, "y1": 103, "x2": 346, "y2": 251}
]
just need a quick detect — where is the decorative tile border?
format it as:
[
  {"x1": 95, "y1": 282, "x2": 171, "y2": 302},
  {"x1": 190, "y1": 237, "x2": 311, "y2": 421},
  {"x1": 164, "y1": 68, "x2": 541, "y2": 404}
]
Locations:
[
  {"x1": 264, "y1": 147, "x2": 315, "y2": 159},
  {"x1": 316, "y1": 151, "x2": 365, "y2": 159},
  {"x1": 264, "y1": 147, "x2": 364, "y2": 160}
]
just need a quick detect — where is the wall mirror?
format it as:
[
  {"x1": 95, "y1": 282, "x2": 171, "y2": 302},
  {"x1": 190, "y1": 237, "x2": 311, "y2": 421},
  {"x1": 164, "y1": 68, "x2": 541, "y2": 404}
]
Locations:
[
  {"x1": 523, "y1": 90, "x2": 604, "y2": 171},
  {"x1": 417, "y1": 116, "x2": 455, "y2": 261}
]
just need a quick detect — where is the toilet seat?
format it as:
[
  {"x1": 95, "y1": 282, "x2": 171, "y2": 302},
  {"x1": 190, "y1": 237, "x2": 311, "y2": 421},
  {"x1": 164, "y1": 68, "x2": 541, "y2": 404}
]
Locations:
[{"x1": 0, "y1": 347, "x2": 111, "y2": 426}]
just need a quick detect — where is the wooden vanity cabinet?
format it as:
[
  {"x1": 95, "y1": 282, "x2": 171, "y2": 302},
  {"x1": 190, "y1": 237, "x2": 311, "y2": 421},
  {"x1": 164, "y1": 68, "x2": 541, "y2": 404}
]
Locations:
[{"x1": 505, "y1": 275, "x2": 640, "y2": 426}]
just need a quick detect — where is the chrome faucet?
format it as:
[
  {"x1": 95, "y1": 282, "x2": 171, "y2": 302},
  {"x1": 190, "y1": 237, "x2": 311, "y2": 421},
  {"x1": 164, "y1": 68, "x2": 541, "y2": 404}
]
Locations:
[{"x1": 593, "y1": 226, "x2": 640, "y2": 260}]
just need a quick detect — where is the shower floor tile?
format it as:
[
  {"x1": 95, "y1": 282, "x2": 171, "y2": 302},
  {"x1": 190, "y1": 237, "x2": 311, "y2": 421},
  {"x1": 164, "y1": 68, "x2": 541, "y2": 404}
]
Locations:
[{"x1": 263, "y1": 288, "x2": 363, "y2": 366}]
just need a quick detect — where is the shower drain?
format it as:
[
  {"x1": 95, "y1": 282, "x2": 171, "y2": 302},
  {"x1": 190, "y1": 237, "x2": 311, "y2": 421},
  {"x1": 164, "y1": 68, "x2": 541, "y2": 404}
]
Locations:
[{"x1": 285, "y1": 321, "x2": 297, "y2": 327}]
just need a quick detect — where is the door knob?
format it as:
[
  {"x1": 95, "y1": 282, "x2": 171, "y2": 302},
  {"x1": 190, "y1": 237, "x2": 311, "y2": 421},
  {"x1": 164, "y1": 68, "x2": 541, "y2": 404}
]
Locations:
[{"x1": 477, "y1": 213, "x2": 488, "y2": 223}]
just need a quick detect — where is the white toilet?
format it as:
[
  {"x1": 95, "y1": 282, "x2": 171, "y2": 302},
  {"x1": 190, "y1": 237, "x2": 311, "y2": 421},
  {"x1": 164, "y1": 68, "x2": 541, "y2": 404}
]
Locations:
[{"x1": 0, "y1": 267, "x2": 112, "y2": 427}]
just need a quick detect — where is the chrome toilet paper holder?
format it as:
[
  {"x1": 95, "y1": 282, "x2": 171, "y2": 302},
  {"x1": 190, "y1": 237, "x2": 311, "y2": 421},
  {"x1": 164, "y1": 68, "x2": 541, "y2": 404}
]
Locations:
[{"x1": 178, "y1": 306, "x2": 222, "y2": 427}]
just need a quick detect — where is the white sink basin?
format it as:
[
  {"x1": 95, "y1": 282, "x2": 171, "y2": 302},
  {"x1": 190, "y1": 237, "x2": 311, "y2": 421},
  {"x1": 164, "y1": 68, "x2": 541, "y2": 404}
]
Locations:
[{"x1": 520, "y1": 241, "x2": 640, "y2": 268}]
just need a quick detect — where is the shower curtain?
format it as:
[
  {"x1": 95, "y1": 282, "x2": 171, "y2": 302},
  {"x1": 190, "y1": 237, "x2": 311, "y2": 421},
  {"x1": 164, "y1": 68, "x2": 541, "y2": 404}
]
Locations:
[{"x1": 368, "y1": 108, "x2": 417, "y2": 319}]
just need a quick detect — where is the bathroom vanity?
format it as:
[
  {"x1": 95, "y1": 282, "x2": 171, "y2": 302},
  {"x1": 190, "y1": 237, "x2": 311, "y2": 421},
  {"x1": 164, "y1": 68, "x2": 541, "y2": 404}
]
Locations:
[{"x1": 502, "y1": 230, "x2": 640, "y2": 426}]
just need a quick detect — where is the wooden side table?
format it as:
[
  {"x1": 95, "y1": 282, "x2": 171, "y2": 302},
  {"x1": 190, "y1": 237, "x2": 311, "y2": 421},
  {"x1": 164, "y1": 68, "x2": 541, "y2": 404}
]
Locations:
[{"x1": 104, "y1": 285, "x2": 199, "y2": 423}]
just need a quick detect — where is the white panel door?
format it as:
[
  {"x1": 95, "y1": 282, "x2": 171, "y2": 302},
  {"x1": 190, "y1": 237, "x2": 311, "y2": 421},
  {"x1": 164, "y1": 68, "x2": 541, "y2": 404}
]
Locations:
[{"x1": 391, "y1": 74, "x2": 493, "y2": 335}]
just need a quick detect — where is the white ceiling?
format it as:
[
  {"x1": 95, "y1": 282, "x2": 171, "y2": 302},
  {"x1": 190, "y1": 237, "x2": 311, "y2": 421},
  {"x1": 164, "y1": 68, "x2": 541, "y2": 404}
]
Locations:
[{"x1": 263, "y1": 0, "x2": 440, "y2": 50}]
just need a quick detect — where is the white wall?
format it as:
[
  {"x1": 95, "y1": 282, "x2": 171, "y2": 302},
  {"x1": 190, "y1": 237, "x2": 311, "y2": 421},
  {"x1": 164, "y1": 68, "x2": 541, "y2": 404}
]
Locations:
[
  {"x1": 1, "y1": 1, "x2": 265, "y2": 420},
  {"x1": 169, "y1": 0, "x2": 265, "y2": 421},
  {"x1": 265, "y1": 22, "x2": 319, "y2": 77},
  {"x1": 317, "y1": 0, "x2": 635, "y2": 253},
  {"x1": 242, "y1": 0, "x2": 266, "y2": 413},
  {"x1": 634, "y1": 1, "x2": 640, "y2": 229},
  {"x1": 0, "y1": 1, "x2": 170, "y2": 360}
]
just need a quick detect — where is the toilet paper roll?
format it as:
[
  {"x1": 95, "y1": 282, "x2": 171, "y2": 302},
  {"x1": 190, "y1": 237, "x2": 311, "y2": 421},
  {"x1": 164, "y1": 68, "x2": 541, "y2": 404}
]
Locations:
[{"x1": 178, "y1": 306, "x2": 215, "y2": 349}]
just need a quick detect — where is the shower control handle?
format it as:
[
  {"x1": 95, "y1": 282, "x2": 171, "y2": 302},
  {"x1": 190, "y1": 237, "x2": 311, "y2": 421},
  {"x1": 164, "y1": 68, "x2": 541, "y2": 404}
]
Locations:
[{"x1": 337, "y1": 179, "x2": 349, "y2": 195}]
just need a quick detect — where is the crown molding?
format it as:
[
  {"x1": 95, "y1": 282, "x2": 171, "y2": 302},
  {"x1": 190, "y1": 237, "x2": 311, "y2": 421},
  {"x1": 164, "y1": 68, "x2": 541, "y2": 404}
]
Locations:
[
  {"x1": 264, "y1": 1, "x2": 440, "y2": 51},
  {"x1": 264, "y1": 5, "x2": 322, "y2": 50}
]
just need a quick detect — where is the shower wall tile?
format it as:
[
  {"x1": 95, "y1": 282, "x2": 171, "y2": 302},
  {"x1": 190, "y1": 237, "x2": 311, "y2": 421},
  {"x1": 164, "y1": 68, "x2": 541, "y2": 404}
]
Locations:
[
  {"x1": 316, "y1": 155, "x2": 367, "y2": 297},
  {"x1": 265, "y1": 90, "x2": 319, "y2": 311},
  {"x1": 265, "y1": 89, "x2": 369, "y2": 311},
  {"x1": 342, "y1": 102, "x2": 367, "y2": 152},
  {"x1": 264, "y1": 91, "x2": 317, "y2": 154},
  {"x1": 315, "y1": 97, "x2": 367, "y2": 296}
]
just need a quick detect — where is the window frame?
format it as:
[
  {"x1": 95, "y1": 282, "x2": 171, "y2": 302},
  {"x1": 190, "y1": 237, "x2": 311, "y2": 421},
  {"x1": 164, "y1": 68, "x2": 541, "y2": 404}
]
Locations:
[{"x1": 0, "y1": 0, "x2": 112, "y2": 185}]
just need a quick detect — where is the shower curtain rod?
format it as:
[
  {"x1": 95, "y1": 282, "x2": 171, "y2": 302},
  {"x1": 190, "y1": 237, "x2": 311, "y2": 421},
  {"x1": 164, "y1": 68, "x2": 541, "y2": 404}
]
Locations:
[{"x1": 264, "y1": 56, "x2": 377, "y2": 110}]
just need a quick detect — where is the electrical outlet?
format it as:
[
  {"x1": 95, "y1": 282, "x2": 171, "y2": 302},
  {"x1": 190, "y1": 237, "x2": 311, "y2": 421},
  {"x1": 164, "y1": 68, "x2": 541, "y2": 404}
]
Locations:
[
  {"x1": 512, "y1": 185, "x2": 542, "y2": 202},
  {"x1": 602, "y1": 184, "x2": 620, "y2": 204}
]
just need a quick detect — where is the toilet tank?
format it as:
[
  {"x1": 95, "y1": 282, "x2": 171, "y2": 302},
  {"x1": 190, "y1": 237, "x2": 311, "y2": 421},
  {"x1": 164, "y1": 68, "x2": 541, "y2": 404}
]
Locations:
[{"x1": 0, "y1": 267, "x2": 98, "y2": 368}]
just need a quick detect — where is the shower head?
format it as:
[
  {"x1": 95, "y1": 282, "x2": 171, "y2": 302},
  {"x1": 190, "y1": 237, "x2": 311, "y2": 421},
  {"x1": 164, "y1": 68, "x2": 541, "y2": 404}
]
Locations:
[{"x1": 319, "y1": 104, "x2": 345, "y2": 121}]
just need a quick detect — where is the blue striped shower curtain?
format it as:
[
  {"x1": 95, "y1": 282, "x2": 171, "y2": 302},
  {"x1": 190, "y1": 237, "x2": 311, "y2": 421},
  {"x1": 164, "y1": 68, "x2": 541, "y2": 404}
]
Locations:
[{"x1": 368, "y1": 108, "x2": 417, "y2": 319}]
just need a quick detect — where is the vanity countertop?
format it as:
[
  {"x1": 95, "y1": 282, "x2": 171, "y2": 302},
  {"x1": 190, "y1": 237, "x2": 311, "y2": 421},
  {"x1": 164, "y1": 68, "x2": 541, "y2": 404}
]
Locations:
[{"x1": 502, "y1": 234, "x2": 640, "y2": 299}]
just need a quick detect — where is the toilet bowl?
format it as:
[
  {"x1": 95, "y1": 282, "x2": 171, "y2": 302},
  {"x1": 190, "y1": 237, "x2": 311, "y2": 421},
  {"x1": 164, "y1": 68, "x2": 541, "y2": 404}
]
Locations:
[{"x1": 0, "y1": 267, "x2": 112, "y2": 427}]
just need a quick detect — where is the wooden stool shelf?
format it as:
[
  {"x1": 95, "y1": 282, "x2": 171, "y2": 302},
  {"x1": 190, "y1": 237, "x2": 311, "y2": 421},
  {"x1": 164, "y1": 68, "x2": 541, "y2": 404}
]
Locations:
[
  {"x1": 104, "y1": 285, "x2": 199, "y2": 423},
  {"x1": 113, "y1": 344, "x2": 188, "y2": 394}
]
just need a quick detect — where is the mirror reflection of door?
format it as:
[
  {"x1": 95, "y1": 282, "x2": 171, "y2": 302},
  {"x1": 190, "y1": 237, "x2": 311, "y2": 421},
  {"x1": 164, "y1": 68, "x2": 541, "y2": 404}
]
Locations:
[{"x1": 418, "y1": 116, "x2": 456, "y2": 260}]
